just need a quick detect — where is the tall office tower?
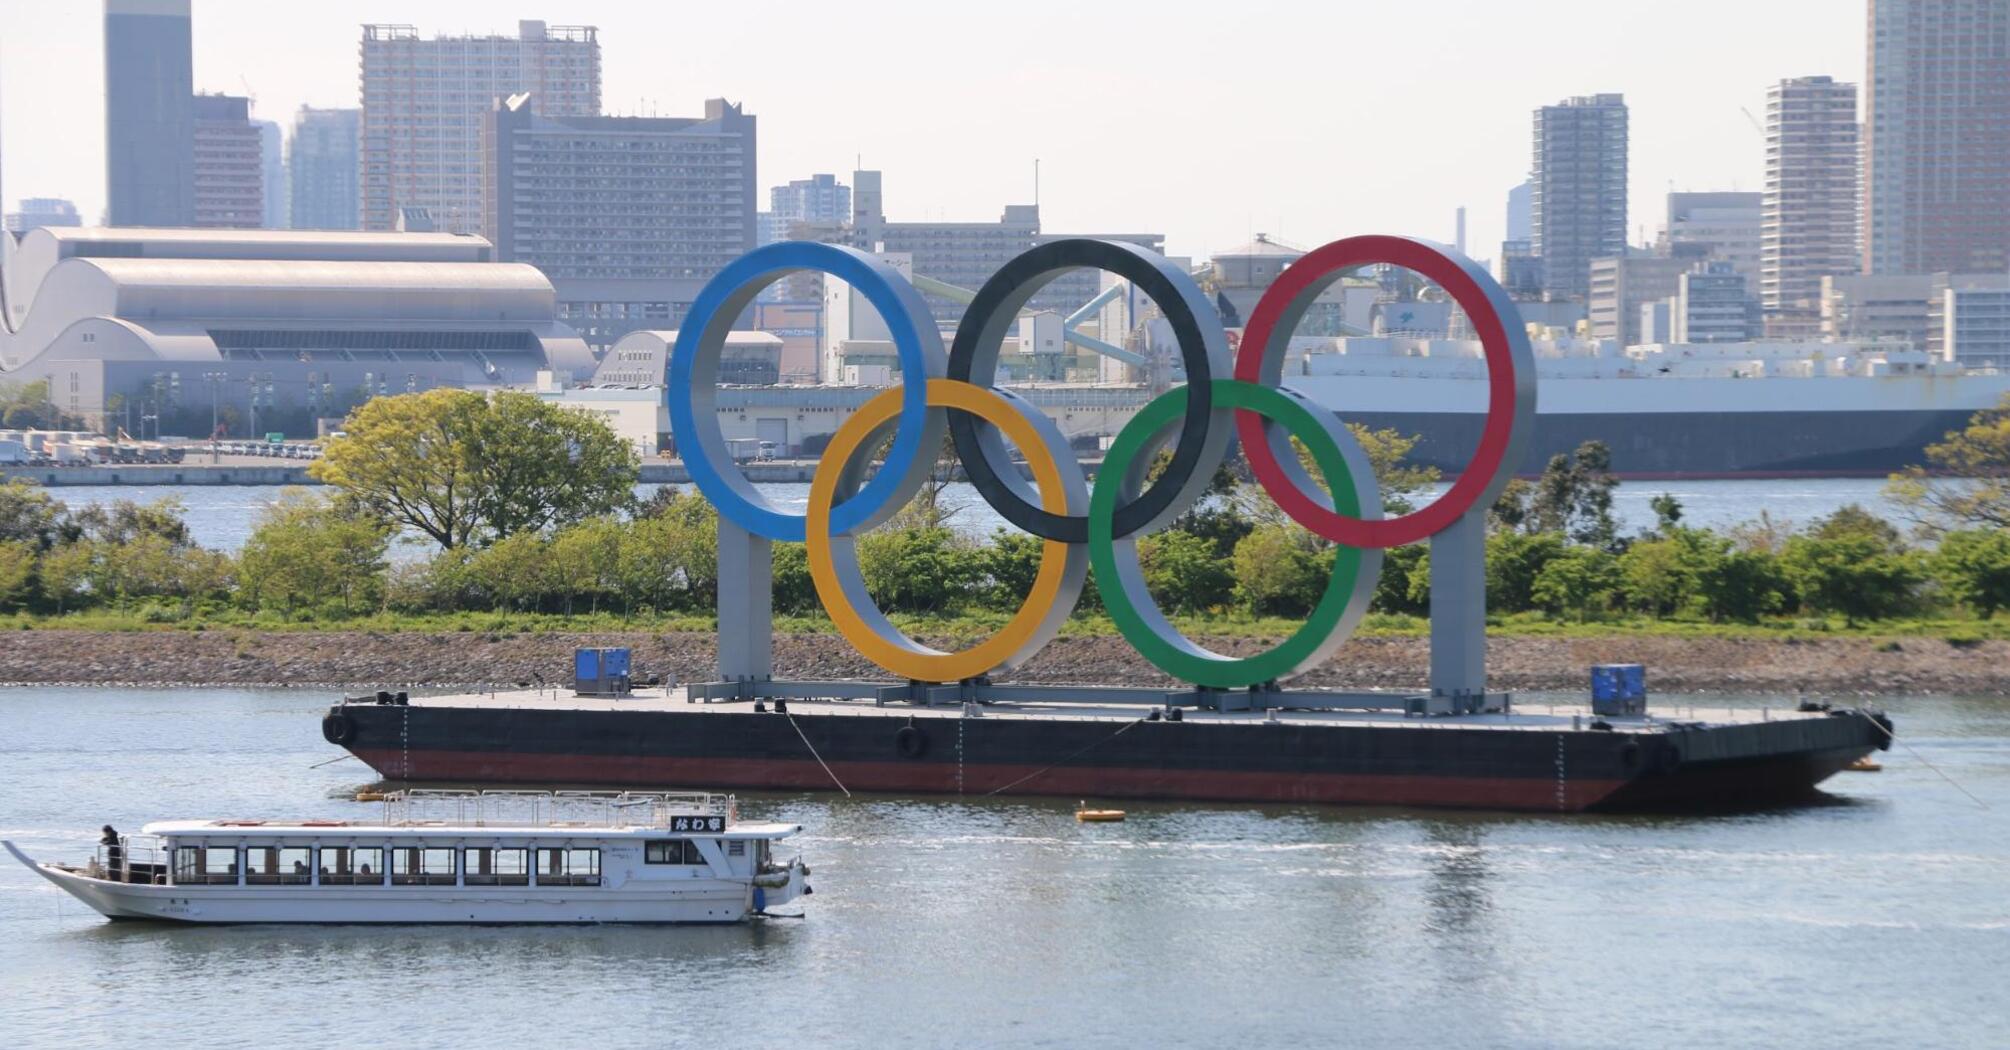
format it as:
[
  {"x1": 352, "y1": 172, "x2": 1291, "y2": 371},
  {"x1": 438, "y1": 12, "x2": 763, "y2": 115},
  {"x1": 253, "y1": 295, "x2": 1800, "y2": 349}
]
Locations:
[
  {"x1": 289, "y1": 107, "x2": 361, "y2": 230},
  {"x1": 360, "y1": 20, "x2": 600, "y2": 233},
  {"x1": 1762, "y1": 76, "x2": 1858, "y2": 337},
  {"x1": 191, "y1": 94, "x2": 264, "y2": 229},
  {"x1": 257, "y1": 121, "x2": 287, "y2": 229},
  {"x1": 1865, "y1": 0, "x2": 2010, "y2": 274},
  {"x1": 1531, "y1": 94, "x2": 1628, "y2": 301},
  {"x1": 104, "y1": 0, "x2": 195, "y2": 226}
]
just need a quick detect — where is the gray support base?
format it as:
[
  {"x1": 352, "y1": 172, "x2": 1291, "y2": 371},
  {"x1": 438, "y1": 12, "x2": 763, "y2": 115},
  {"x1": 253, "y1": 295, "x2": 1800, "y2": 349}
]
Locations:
[
  {"x1": 1429, "y1": 509, "x2": 1488, "y2": 699},
  {"x1": 683, "y1": 678, "x2": 1509, "y2": 715},
  {"x1": 715, "y1": 523, "x2": 773, "y2": 682}
]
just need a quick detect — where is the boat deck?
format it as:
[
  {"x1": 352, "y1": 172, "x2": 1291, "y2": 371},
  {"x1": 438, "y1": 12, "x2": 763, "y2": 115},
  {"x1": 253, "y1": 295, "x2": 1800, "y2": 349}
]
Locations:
[{"x1": 386, "y1": 686, "x2": 1851, "y2": 736}]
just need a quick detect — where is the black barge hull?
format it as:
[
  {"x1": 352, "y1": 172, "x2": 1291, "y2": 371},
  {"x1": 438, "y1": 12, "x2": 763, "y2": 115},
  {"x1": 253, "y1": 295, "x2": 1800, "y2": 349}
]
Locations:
[{"x1": 324, "y1": 701, "x2": 1890, "y2": 813}]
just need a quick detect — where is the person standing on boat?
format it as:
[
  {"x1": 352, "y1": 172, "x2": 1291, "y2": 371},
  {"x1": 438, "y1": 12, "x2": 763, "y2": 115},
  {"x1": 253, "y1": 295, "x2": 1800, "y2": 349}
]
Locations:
[{"x1": 99, "y1": 826, "x2": 122, "y2": 880}]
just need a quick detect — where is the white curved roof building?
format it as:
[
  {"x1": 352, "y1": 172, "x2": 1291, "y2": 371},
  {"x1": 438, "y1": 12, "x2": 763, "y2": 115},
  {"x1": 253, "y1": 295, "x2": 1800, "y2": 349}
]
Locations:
[{"x1": 0, "y1": 226, "x2": 591, "y2": 434}]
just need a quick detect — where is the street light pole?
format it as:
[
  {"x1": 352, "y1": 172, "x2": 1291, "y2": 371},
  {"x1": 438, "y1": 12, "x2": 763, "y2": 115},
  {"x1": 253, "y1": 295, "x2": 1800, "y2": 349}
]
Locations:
[{"x1": 203, "y1": 371, "x2": 228, "y2": 463}]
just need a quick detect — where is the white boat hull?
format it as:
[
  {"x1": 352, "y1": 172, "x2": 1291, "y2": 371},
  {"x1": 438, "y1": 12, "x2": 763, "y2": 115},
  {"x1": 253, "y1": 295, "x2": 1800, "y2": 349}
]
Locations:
[{"x1": 5, "y1": 842, "x2": 806, "y2": 925}]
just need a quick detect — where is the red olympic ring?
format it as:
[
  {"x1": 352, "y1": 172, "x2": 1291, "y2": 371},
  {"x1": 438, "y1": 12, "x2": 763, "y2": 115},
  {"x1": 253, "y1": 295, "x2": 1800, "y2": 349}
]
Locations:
[{"x1": 1234, "y1": 235, "x2": 1533, "y2": 548}]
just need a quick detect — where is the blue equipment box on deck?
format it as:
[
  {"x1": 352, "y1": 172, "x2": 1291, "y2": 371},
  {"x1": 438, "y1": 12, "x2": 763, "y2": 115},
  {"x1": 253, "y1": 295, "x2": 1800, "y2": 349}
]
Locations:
[
  {"x1": 1590, "y1": 664, "x2": 1646, "y2": 716},
  {"x1": 574, "y1": 647, "x2": 632, "y2": 696}
]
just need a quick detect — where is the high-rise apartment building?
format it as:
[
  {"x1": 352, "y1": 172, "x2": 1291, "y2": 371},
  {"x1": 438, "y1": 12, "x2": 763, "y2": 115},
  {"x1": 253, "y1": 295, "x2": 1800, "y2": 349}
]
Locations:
[
  {"x1": 485, "y1": 95, "x2": 755, "y2": 349},
  {"x1": 485, "y1": 94, "x2": 756, "y2": 280},
  {"x1": 191, "y1": 94, "x2": 264, "y2": 229},
  {"x1": 772, "y1": 174, "x2": 851, "y2": 231},
  {"x1": 1505, "y1": 181, "x2": 1532, "y2": 243},
  {"x1": 1671, "y1": 262, "x2": 1759, "y2": 344},
  {"x1": 360, "y1": 20, "x2": 601, "y2": 233},
  {"x1": 104, "y1": 0, "x2": 195, "y2": 226},
  {"x1": 289, "y1": 107, "x2": 361, "y2": 230},
  {"x1": 1762, "y1": 76, "x2": 1858, "y2": 337},
  {"x1": 257, "y1": 121, "x2": 287, "y2": 229},
  {"x1": 4, "y1": 198, "x2": 83, "y2": 234},
  {"x1": 1588, "y1": 256, "x2": 1696, "y2": 346},
  {"x1": 1531, "y1": 94, "x2": 1628, "y2": 301},
  {"x1": 1661, "y1": 192, "x2": 1762, "y2": 279},
  {"x1": 1864, "y1": 0, "x2": 2010, "y2": 275}
]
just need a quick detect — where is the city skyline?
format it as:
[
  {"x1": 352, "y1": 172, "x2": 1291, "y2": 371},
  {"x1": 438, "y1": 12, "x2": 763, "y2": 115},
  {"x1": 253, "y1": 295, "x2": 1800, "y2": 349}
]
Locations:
[{"x1": 2, "y1": 0, "x2": 1861, "y2": 262}]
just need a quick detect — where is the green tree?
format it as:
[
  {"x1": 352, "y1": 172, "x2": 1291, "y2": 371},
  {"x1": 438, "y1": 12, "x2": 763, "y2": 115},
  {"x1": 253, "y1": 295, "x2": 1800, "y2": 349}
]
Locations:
[
  {"x1": 1139, "y1": 529, "x2": 1235, "y2": 614},
  {"x1": 235, "y1": 490, "x2": 393, "y2": 616},
  {"x1": 1933, "y1": 529, "x2": 2010, "y2": 618},
  {"x1": 1485, "y1": 531, "x2": 1566, "y2": 613},
  {"x1": 1531, "y1": 546, "x2": 1621, "y2": 621},
  {"x1": 546, "y1": 517, "x2": 623, "y2": 614},
  {"x1": 1231, "y1": 525, "x2": 1329, "y2": 617},
  {"x1": 1617, "y1": 528, "x2": 1721, "y2": 617},
  {"x1": 311, "y1": 389, "x2": 639, "y2": 550},
  {"x1": 1781, "y1": 530, "x2": 1923, "y2": 625},
  {"x1": 858, "y1": 526, "x2": 979, "y2": 613},
  {"x1": 1696, "y1": 548, "x2": 1792, "y2": 624},
  {"x1": 0, "y1": 540, "x2": 35, "y2": 610},
  {"x1": 0, "y1": 479, "x2": 66, "y2": 549},
  {"x1": 467, "y1": 391, "x2": 641, "y2": 539},
  {"x1": 463, "y1": 532, "x2": 557, "y2": 611},
  {"x1": 1371, "y1": 542, "x2": 1431, "y2": 617},
  {"x1": 1529, "y1": 440, "x2": 1619, "y2": 549},
  {"x1": 1887, "y1": 393, "x2": 2010, "y2": 536}
]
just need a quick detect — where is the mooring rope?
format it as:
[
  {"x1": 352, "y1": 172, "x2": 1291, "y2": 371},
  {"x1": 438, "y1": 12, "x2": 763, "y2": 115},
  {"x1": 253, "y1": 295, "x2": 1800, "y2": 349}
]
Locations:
[
  {"x1": 783, "y1": 710, "x2": 851, "y2": 797},
  {"x1": 1857, "y1": 710, "x2": 1988, "y2": 810},
  {"x1": 982, "y1": 716, "x2": 1150, "y2": 797}
]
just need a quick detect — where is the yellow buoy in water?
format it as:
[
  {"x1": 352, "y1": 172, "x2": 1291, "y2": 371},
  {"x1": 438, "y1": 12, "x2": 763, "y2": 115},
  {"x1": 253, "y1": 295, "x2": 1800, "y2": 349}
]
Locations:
[
  {"x1": 1076, "y1": 801, "x2": 1126, "y2": 822},
  {"x1": 1846, "y1": 756, "x2": 1883, "y2": 773}
]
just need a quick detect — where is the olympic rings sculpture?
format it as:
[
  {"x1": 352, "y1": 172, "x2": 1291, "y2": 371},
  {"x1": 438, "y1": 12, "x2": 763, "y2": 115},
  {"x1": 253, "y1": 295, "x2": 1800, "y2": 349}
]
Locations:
[{"x1": 668, "y1": 235, "x2": 1535, "y2": 689}]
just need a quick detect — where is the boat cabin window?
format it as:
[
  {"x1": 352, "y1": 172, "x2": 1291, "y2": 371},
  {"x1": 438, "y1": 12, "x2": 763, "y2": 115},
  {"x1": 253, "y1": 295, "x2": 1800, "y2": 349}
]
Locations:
[
  {"x1": 319, "y1": 846, "x2": 383, "y2": 885},
  {"x1": 245, "y1": 846, "x2": 313, "y2": 885},
  {"x1": 727, "y1": 841, "x2": 745, "y2": 857},
  {"x1": 175, "y1": 846, "x2": 239, "y2": 885},
  {"x1": 537, "y1": 847, "x2": 600, "y2": 886},
  {"x1": 391, "y1": 847, "x2": 457, "y2": 886},
  {"x1": 464, "y1": 847, "x2": 530, "y2": 886},
  {"x1": 645, "y1": 840, "x2": 706, "y2": 865}
]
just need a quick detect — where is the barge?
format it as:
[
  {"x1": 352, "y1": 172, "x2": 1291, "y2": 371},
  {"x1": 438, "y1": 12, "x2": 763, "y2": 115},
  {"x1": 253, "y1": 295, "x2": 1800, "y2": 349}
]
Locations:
[{"x1": 320, "y1": 687, "x2": 1892, "y2": 813}]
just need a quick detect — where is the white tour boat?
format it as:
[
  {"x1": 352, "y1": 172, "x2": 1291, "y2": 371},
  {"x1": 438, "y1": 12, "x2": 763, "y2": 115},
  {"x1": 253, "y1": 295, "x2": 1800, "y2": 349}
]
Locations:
[{"x1": 2, "y1": 790, "x2": 811, "y2": 924}]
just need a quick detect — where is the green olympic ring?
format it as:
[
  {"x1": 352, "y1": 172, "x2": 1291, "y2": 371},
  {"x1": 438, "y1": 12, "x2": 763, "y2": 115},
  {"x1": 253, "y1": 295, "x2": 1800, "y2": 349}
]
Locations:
[{"x1": 1089, "y1": 379, "x2": 1384, "y2": 689}]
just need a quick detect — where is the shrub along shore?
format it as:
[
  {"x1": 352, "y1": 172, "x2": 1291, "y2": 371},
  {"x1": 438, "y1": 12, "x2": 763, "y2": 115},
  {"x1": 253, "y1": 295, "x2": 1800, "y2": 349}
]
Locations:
[{"x1": 1, "y1": 390, "x2": 2006, "y2": 695}]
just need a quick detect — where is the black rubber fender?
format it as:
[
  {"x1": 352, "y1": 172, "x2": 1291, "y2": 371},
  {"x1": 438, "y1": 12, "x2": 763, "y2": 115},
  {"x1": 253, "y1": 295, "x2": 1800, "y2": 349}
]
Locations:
[
  {"x1": 1620, "y1": 738, "x2": 1642, "y2": 770},
  {"x1": 894, "y1": 725, "x2": 928, "y2": 759},
  {"x1": 322, "y1": 711, "x2": 356, "y2": 746},
  {"x1": 1656, "y1": 740, "x2": 1684, "y2": 774}
]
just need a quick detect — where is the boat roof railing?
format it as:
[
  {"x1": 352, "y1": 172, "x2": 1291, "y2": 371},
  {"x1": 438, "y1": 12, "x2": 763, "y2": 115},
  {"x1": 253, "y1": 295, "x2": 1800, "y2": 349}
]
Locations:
[{"x1": 380, "y1": 789, "x2": 737, "y2": 830}]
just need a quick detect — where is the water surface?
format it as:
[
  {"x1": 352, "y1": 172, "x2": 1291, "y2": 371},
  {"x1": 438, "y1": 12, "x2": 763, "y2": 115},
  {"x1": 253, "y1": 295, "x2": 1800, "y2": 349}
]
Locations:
[{"x1": 1, "y1": 687, "x2": 2004, "y2": 1049}]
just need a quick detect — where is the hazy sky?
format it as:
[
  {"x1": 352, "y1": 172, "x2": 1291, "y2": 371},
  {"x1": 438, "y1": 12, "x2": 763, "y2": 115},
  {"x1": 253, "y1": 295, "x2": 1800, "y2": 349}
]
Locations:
[{"x1": 0, "y1": 0, "x2": 1865, "y2": 262}]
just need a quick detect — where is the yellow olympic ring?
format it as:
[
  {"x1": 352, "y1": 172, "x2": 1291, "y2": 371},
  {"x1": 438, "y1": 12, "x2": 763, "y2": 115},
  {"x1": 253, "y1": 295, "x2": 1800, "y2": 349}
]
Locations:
[{"x1": 806, "y1": 378, "x2": 1084, "y2": 682}]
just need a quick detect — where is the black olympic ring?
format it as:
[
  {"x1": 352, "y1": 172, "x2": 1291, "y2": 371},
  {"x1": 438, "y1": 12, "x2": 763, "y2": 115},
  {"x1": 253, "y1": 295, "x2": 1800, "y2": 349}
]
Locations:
[{"x1": 945, "y1": 238, "x2": 1233, "y2": 543}]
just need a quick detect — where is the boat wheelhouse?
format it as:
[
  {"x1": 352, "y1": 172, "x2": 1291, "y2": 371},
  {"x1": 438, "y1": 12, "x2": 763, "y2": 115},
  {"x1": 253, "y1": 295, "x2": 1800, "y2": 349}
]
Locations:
[{"x1": 3, "y1": 790, "x2": 810, "y2": 925}]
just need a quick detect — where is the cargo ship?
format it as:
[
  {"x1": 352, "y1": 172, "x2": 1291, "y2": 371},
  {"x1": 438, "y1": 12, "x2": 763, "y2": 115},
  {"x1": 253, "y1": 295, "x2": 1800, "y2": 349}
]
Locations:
[
  {"x1": 321, "y1": 684, "x2": 1892, "y2": 813},
  {"x1": 1283, "y1": 339, "x2": 2010, "y2": 479}
]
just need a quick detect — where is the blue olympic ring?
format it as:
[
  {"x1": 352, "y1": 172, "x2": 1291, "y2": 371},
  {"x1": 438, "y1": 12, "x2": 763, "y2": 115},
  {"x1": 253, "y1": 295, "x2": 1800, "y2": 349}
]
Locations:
[{"x1": 667, "y1": 240, "x2": 945, "y2": 542}]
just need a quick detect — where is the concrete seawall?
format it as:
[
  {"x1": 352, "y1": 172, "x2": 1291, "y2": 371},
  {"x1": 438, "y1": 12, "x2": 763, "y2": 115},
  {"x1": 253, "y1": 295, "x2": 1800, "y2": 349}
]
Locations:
[
  {"x1": 0, "y1": 458, "x2": 1086, "y2": 486},
  {"x1": 0, "y1": 462, "x2": 790, "y2": 486}
]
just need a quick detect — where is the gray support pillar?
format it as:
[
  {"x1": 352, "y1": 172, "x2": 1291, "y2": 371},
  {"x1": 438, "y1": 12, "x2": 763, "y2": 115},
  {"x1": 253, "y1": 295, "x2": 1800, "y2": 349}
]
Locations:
[
  {"x1": 716, "y1": 522, "x2": 773, "y2": 682},
  {"x1": 1429, "y1": 509, "x2": 1487, "y2": 698}
]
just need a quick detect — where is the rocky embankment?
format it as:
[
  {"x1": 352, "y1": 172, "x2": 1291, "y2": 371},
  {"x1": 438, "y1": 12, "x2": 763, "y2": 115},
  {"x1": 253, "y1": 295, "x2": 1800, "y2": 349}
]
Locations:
[{"x1": 0, "y1": 629, "x2": 2004, "y2": 695}]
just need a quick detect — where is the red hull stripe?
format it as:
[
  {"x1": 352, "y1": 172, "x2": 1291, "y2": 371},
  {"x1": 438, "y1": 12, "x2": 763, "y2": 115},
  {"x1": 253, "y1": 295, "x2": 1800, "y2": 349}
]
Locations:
[{"x1": 352, "y1": 748, "x2": 1624, "y2": 812}]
